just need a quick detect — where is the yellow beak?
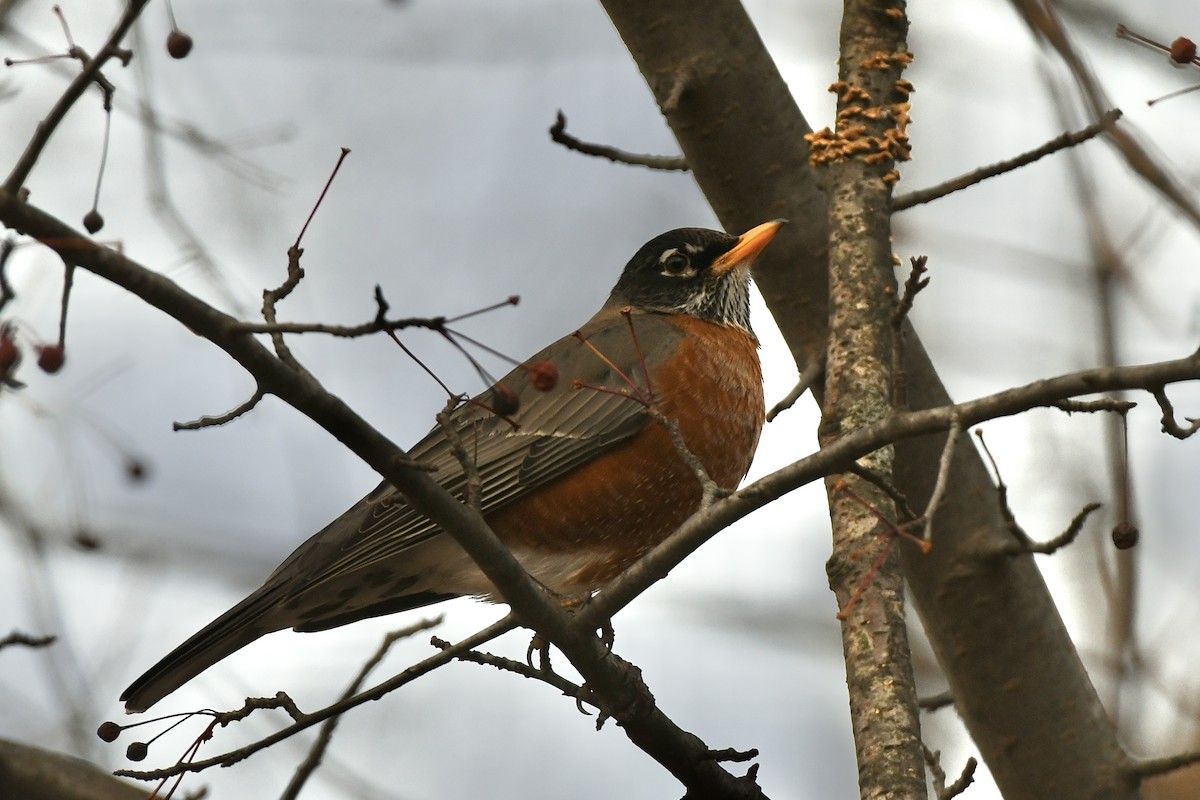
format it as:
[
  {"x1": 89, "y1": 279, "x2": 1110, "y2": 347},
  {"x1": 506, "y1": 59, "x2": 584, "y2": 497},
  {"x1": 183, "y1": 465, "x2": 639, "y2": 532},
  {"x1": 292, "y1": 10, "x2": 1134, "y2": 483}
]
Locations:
[{"x1": 711, "y1": 219, "x2": 787, "y2": 276}]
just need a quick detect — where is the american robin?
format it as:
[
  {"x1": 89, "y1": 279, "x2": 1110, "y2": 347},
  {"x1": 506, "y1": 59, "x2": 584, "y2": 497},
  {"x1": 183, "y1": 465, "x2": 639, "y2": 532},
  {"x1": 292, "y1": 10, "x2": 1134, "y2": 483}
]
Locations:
[{"x1": 121, "y1": 220, "x2": 784, "y2": 712}]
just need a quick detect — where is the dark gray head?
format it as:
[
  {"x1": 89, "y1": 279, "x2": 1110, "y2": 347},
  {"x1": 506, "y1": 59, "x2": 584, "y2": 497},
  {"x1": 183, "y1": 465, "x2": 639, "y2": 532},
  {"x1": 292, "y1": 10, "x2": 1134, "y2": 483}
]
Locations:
[{"x1": 608, "y1": 221, "x2": 784, "y2": 334}]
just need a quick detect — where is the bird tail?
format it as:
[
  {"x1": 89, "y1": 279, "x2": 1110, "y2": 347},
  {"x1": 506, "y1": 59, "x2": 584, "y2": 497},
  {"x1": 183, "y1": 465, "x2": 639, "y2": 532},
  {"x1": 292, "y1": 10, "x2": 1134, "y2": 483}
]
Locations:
[{"x1": 120, "y1": 587, "x2": 284, "y2": 713}]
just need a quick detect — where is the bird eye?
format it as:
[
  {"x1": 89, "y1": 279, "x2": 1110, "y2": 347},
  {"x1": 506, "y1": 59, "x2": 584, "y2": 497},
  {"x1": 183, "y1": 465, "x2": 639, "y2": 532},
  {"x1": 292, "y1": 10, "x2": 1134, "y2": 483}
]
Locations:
[{"x1": 662, "y1": 252, "x2": 691, "y2": 275}]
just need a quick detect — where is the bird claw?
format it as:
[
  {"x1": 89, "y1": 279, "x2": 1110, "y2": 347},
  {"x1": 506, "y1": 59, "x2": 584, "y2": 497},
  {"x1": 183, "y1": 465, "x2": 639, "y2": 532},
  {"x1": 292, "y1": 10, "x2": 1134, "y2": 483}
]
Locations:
[{"x1": 525, "y1": 632, "x2": 552, "y2": 672}]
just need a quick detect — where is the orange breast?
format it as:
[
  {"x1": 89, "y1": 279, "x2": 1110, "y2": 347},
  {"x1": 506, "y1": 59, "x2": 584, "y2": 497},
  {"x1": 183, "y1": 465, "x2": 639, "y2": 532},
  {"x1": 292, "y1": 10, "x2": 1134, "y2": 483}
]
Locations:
[{"x1": 486, "y1": 317, "x2": 764, "y2": 592}]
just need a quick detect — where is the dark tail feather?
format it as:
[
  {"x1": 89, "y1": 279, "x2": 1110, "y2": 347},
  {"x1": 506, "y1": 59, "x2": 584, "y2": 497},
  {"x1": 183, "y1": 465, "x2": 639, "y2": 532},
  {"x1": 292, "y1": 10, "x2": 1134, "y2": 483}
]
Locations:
[{"x1": 120, "y1": 587, "x2": 283, "y2": 713}]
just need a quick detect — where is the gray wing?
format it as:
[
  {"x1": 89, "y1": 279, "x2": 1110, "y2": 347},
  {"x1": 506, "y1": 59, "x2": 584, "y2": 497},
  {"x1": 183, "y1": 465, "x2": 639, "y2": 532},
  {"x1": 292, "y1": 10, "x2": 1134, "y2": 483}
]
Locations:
[
  {"x1": 262, "y1": 308, "x2": 682, "y2": 591},
  {"x1": 119, "y1": 308, "x2": 680, "y2": 712}
]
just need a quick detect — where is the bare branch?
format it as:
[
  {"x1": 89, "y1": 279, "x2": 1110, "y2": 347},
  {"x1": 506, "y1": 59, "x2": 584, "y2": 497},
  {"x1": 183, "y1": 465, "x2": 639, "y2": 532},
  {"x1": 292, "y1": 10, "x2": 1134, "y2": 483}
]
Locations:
[
  {"x1": 705, "y1": 747, "x2": 759, "y2": 764},
  {"x1": 645, "y1": 406, "x2": 726, "y2": 507},
  {"x1": 1127, "y1": 750, "x2": 1200, "y2": 781},
  {"x1": 233, "y1": 314, "x2": 451, "y2": 338},
  {"x1": 893, "y1": 110, "x2": 1121, "y2": 211},
  {"x1": 280, "y1": 617, "x2": 442, "y2": 800},
  {"x1": 431, "y1": 635, "x2": 585, "y2": 701},
  {"x1": 918, "y1": 691, "x2": 954, "y2": 712},
  {"x1": 215, "y1": 691, "x2": 306, "y2": 726},
  {"x1": 0, "y1": 235, "x2": 15, "y2": 315},
  {"x1": 0, "y1": 630, "x2": 56, "y2": 651},
  {"x1": 942, "y1": 757, "x2": 978, "y2": 799},
  {"x1": 4, "y1": 0, "x2": 151, "y2": 193},
  {"x1": 262, "y1": 246, "x2": 307, "y2": 368},
  {"x1": 765, "y1": 353, "x2": 824, "y2": 422},
  {"x1": 294, "y1": 147, "x2": 351, "y2": 250},
  {"x1": 436, "y1": 399, "x2": 482, "y2": 511},
  {"x1": 922, "y1": 416, "x2": 960, "y2": 542},
  {"x1": 846, "y1": 463, "x2": 919, "y2": 523},
  {"x1": 172, "y1": 387, "x2": 265, "y2": 431},
  {"x1": 117, "y1": 616, "x2": 518, "y2": 782},
  {"x1": 1152, "y1": 385, "x2": 1200, "y2": 439},
  {"x1": 549, "y1": 111, "x2": 688, "y2": 172},
  {"x1": 892, "y1": 255, "x2": 929, "y2": 324},
  {"x1": 990, "y1": 502, "x2": 1103, "y2": 558},
  {"x1": 1052, "y1": 398, "x2": 1136, "y2": 414}
]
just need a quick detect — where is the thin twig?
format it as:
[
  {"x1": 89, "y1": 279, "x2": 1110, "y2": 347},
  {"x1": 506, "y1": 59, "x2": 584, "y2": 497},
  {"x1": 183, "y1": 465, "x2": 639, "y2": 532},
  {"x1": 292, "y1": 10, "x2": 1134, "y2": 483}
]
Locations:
[
  {"x1": 645, "y1": 406, "x2": 726, "y2": 506},
  {"x1": 294, "y1": 148, "x2": 351, "y2": 249},
  {"x1": 116, "y1": 615, "x2": 518, "y2": 782},
  {"x1": 173, "y1": 387, "x2": 265, "y2": 431},
  {"x1": 1152, "y1": 385, "x2": 1200, "y2": 439},
  {"x1": 280, "y1": 617, "x2": 442, "y2": 800},
  {"x1": 943, "y1": 758, "x2": 978, "y2": 799},
  {"x1": 1126, "y1": 750, "x2": 1200, "y2": 781},
  {"x1": 233, "y1": 314, "x2": 452, "y2": 337},
  {"x1": 0, "y1": 235, "x2": 15, "y2": 314},
  {"x1": 923, "y1": 745, "x2": 978, "y2": 799},
  {"x1": 893, "y1": 109, "x2": 1121, "y2": 211},
  {"x1": 661, "y1": 67, "x2": 692, "y2": 114},
  {"x1": 4, "y1": 0, "x2": 151, "y2": 193},
  {"x1": 918, "y1": 690, "x2": 954, "y2": 712},
  {"x1": 704, "y1": 747, "x2": 759, "y2": 764},
  {"x1": 892, "y1": 255, "x2": 930, "y2": 323},
  {"x1": 1052, "y1": 398, "x2": 1136, "y2": 414},
  {"x1": 922, "y1": 416, "x2": 961, "y2": 541},
  {"x1": 991, "y1": 502, "x2": 1102, "y2": 558},
  {"x1": 0, "y1": 630, "x2": 57, "y2": 650},
  {"x1": 431, "y1": 635, "x2": 585, "y2": 700},
  {"x1": 436, "y1": 399, "x2": 483, "y2": 511},
  {"x1": 766, "y1": 354, "x2": 825, "y2": 422},
  {"x1": 130, "y1": 21, "x2": 245, "y2": 314},
  {"x1": 549, "y1": 111, "x2": 688, "y2": 171},
  {"x1": 846, "y1": 463, "x2": 919, "y2": 522},
  {"x1": 261, "y1": 246, "x2": 307, "y2": 368}
]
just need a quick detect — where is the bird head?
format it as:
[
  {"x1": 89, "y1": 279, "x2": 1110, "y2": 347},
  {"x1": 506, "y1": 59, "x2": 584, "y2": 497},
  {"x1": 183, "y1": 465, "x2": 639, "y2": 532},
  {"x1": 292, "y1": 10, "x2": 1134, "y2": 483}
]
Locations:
[{"x1": 608, "y1": 220, "x2": 785, "y2": 333}]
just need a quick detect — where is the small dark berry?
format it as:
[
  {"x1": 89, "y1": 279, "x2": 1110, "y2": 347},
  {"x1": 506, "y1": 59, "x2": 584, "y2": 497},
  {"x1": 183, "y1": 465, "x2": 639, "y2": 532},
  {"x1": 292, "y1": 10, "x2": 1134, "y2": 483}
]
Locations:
[
  {"x1": 73, "y1": 530, "x2": 101, "y2": 551},
  {"x1": 1112, "y1": 521, "x2": 1139, "y2": 550},
  {"x1": 36, "y1": 344, "x2": 65, "y2": 374},
  {"x1": 1169, "y1": 37, "x2": 1197, "y2": 65},
  {"x1": 527, "y1": 360, "x2": 558, "y2": 391},
  {"x1": 167, "y1": 30, "x2": 194, "y2": 59},
  {"x1": 0, "y1": 332, "x2": 18, "y2": 374},
  {"x1": 125, "y1": 741, "x2": 148, "y2": 761},
  {"x1": 83, "y1": 209, "x2": 104, "y2": 233},
  {"x1": 125, "y1": 458, "x2": 148, "y2": 483},
  {"x1": 491, "y1": 383, "x2": 520, "y2": 416},
  {"x1": 97, "y1": 721, "x2": 121, "y2": 742}
]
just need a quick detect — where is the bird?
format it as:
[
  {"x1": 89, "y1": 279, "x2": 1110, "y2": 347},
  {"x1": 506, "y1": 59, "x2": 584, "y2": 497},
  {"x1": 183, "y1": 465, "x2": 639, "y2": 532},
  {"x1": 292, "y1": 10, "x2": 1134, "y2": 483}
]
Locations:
[{"x1": 121, "y1": 220, "x2": 784, "y2": 712}]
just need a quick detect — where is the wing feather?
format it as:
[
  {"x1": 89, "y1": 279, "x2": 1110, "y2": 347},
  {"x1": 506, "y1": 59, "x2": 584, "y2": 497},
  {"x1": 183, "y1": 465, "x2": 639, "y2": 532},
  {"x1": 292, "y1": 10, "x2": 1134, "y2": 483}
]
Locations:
[{"x1": 261, "y1": 309, "x2": 682, "y2": 593}]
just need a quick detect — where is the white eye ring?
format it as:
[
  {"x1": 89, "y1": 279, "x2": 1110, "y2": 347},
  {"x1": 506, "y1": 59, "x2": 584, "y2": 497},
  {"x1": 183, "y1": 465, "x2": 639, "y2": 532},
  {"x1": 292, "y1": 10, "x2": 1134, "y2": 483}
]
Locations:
[{"x1": 661, "y1": 251, "x2": 691, "y2": 276}]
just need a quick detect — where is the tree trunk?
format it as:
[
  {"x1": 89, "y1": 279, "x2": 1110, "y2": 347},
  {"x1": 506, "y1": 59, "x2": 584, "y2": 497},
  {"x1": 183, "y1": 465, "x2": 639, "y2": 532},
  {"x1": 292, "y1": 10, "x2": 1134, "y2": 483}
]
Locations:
[{"x1": 599, "y1": 2, "x2": 1136, "y2": 797}]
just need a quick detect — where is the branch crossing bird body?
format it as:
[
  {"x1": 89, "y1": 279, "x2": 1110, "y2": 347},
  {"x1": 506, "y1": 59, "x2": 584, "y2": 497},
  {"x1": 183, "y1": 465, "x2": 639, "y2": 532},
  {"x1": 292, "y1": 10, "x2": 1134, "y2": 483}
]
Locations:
[{"x1": 121, "y1": 221, "x2": 784, "y2": 712}]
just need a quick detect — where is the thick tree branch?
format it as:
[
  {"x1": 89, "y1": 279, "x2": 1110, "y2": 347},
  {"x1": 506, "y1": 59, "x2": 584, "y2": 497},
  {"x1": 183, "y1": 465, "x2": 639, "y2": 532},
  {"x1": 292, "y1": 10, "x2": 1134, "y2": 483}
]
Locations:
[
  {"x1": 816, "y1": 2, "x2": 925, "y2": 797},
  {"x1": 0, "y1": 739, "x2": 146, "y2": 800}
]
